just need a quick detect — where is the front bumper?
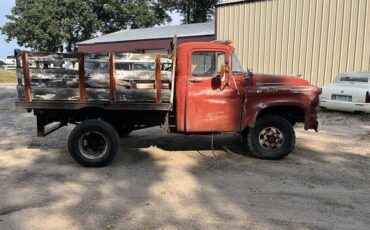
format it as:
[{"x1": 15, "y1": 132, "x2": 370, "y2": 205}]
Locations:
[
  {"x1": 313, "y1": 120, "x2": 321, "y2": 132},
  {"x1": 304, "y1": 105, "x2": 321, "y2": 132},
  {"x1": 320, "y1": 100, "x2": 370, "y2": 113}
]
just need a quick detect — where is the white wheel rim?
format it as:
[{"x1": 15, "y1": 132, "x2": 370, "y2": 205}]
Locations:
[
  {"x1": 78, "y1": 131, "x2": 108, "y2": 160},
  {"x1": 258, "y1": 127, "x2": 285, "y2": 150}
]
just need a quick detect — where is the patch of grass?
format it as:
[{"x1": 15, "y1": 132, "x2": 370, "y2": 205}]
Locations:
[{"x1": 0, "y1": 70, "x2": 17, "y2": 83}]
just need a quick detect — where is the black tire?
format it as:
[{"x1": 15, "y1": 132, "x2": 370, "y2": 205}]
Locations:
[
  {"x1": 247, "y1": 115, "x2": 295, "y2": 160},
  {"x1": 68, "y1": 119, "x2": 120, "y2": 167}
]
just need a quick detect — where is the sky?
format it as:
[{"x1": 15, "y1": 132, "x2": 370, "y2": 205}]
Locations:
[
  {"x1": 0, "y1": 0, "x2": 181, "y2": 59},
  {"x1": 0, "y1": 0, "x2": 18, "y2": 59}
]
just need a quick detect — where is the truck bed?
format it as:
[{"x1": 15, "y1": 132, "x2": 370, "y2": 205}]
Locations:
[{"x1": 15, "y1": 51, "x2": 175, "y2": 111}]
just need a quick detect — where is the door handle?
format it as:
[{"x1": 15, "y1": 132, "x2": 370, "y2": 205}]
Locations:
[{"x1": 189, "y1": 79, "x2": 203, "y2": 83}]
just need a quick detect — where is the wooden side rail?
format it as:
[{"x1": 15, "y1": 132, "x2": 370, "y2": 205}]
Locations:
[
  {"x1": 21, "y1": 52, "x2": 32, "y2": 102},
  {"x1": 16, "y1": 50, "x2": 173, "y2": 104},
  {"x1": 109, "y1": 53, "x2": 116, "y2": 102},
  {"x1": 155, "y1": 54, "x2": 162, "y2": 103},
  {"x1": 170, "y1": 35, "x2": 177, "y2": 109},
  {"x1": 78, "y1": 53, "x2": 86, "y2": 102}
]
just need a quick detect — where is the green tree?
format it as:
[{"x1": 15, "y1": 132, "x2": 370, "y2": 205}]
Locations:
[
  {"x1": 93, "y1": 0, "x2": 171, "y2": 34},
  {"x1": 1, "y1": 0, "x2": 171, "y2": 52},
  {"x1": 64, "y1": 0, "x2": 102, "y2": 52},
  {"x1": 1, "y1": 0, "x2": 101, "y2": 52},
  {"x1": 2, "y1": 0, "x2": 67, "y2": 52},
  {"x1": 160, "y1": 0, "x2": 218, "y2": 24}
]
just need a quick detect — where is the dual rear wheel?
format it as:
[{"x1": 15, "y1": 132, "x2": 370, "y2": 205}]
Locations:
[{"x1": 68, "y1": 120, "x2": 120, "y2": 167}]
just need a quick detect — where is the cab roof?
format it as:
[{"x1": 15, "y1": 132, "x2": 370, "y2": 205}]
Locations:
[{"x1": 177, "y1": 42, "x2": 234, "y2": 52}]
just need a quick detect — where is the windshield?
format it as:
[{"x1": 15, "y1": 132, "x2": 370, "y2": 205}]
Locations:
[
  {"x1": 336, "y1": 75, "x2": 370, "y2": 84},
  {"x1": 231, "y1": 52, "x2": 244, "y2": 75}
]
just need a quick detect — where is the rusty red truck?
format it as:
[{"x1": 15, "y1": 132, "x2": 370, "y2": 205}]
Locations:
[{"x1": 15, "y1": 39, "x2": 321, "y2": 167}]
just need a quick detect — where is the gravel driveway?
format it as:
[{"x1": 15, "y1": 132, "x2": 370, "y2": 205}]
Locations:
[{"x1": 0, "y1": 84, "x2": 369, "y2": 229}]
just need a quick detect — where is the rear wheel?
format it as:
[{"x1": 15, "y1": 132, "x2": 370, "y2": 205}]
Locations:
[
  {"x1": 68, "y1": 119, "x2": 120, "y2": 167},
  {"x1": 247, "y1": 115, "x2": 295, "y2": 160}
]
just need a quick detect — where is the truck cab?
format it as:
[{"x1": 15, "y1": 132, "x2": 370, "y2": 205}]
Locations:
[
  {"x1": 175, "y1": 42, "x2": 245, "y2": 133},
  {"x1": 176, "y1": 43, "x2": 320, "y2": 129},
  {"x1": 173, "y1": 42, "x2": 321, "y2": 160}
]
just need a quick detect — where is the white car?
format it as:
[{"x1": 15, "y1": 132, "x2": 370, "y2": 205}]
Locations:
[
  {"x1": 0, "y1": 60, "x2": 16, "y2": 70},
  {"x1": 320, "y1": 72, "x2": 370, "y2": 113}
]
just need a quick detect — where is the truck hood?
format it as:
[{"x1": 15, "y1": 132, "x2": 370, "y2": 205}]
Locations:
[{"x1": 251, "y1": 74, "x2": 311, "y2": 87}]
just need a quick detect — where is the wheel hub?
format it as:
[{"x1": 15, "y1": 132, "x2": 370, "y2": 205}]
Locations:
[
  {"x1": 268, "y1": 136, "x2": 276, "y2": 143},
  {"x1": 78, "y1": 131, "x2": 108, "y2": 160},
  {"x1": 258, "y1": 127, "x2": 285, "y2": 150}
]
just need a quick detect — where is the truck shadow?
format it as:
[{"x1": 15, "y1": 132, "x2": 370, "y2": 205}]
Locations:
[
  {"x1": 0, "y1": 146, "x2": 168, "y2": 229},
  {"x1": 178, "y1": 142, "x2": 370, "y2": 228},
  {"x1": 1, "y1": 130, "x2": 370, "y2": 229},
  {"x1": 120, "y1": 127, "x2": 254, "y2": 158}
]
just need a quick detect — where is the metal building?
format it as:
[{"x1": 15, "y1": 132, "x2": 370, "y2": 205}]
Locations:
[
  {"x1": 78, "y1": 22, "x2": 215, "y2": 54},
  {"x1": 216, "y1": 0, "x2": 370, "y2": 87}
]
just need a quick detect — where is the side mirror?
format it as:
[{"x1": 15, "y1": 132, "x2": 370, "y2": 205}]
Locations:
[
  {"x1": 247, "y1": 67, "x2": 254, "y2": 76},
  {"x1": 220, "y1": 64, "x2": 230, "y2": 84},
  {"x1": 243, "y1": 68, "x2": 254, "y2": 80}
]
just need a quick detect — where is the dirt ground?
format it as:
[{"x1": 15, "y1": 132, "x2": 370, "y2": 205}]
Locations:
[{"x1": 0, "y1": 84, "x2": 369, "y2": 230}]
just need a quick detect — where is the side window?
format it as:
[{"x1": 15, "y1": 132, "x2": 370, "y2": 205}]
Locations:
[{"x1": 192, "y1": 52, "x2": 226, "y2": 77}]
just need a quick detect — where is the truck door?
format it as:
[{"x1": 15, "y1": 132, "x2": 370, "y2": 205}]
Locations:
[{"x1": 185, "y1": 50, "x2": 243, "y2": 132}]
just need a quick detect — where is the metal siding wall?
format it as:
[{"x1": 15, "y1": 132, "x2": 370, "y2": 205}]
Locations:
[
  {"x1": 364, "y1": 0, "x2": 370, "y2": 71},
  {"x1": 217, "y1": 0, "x2": 370, "y2": 87}
]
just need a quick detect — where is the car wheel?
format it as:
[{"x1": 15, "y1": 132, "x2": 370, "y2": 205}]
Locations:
[
  {"x1": 68, "y1": 119, "x2": 120, "y2": 167},
  {"x1": 247, "y1": 115, "x2": 295, "y2": 160}
]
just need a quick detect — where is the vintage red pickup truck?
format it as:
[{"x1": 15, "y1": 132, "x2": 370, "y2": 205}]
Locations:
[{"x1": 15, "y1": 39, "x2": 321, "y2": 167}]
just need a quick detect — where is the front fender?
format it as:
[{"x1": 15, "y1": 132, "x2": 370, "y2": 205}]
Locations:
[
  {"x1": 243, "y1": 93, "x2": 319, "y2": 131},
  {"x1": 245, "y1": 101, "x2": 308, "y2": 127}
]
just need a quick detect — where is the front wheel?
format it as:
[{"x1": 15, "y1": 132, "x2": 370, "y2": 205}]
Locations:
[
  {"x1": 68, "y1": 119, "x2": 120, "y2": 167},
  {"x1": 247, "y1": 115, "x2": 296, "y2": 160}
]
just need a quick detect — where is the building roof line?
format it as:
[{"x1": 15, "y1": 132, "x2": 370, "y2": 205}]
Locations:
[
  {"x1": 78, "y1": 22, "x2": 214, "y2": 45},
  {"x1": 78, "y1": 34, "x2": 215, "y2": 46},
  {"x1": 216, "y1": 0, "x2": 265, "y2": 7}
]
